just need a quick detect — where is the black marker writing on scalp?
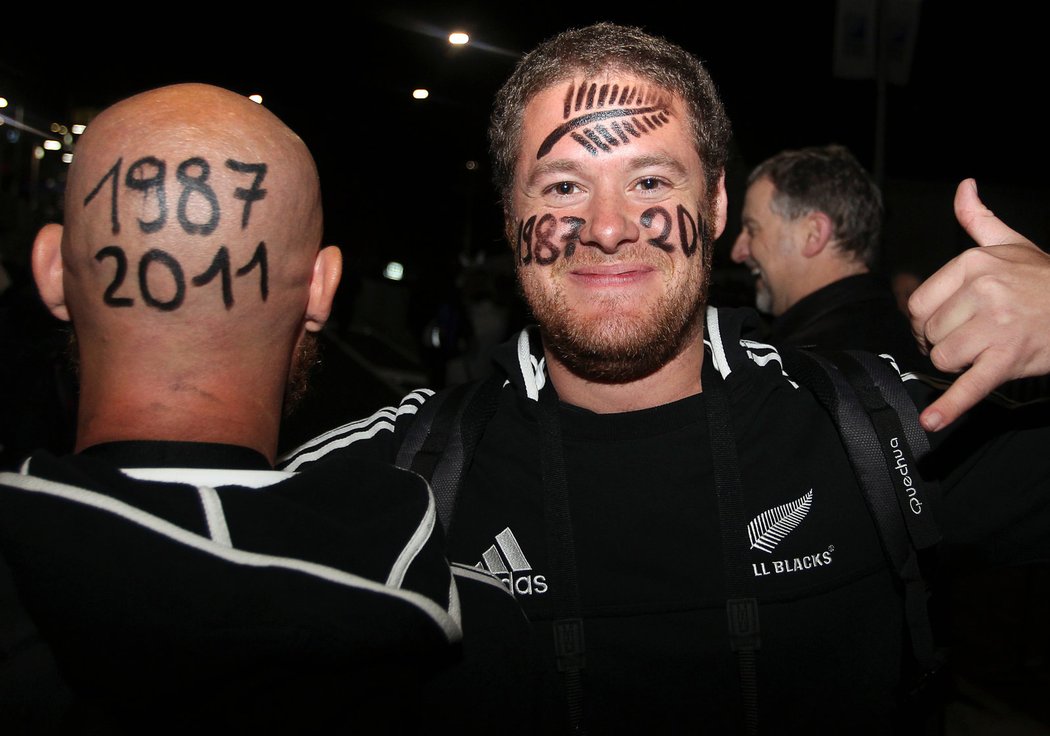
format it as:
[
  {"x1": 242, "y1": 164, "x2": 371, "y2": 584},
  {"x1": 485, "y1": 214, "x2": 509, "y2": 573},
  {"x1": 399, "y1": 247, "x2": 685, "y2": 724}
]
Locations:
[
  {"x1": 84, "y1": 156, "x2": 268, "y2": 235},
  {"x1": 93, "y1": 242, "x2": 269, "y2": 310},
  {"x1": 175, "y1": 158, "x2": 221, "y2": 236},
  {"x1": 225, "y1": 160, "x2": 268, "y2": 228},
  {"x1": 537, "y1": 81, "x2": 673, "y2": 159},
  {"x1": 125, "y1": 157, "x2": 168, "y2": 234},
  {"x1": 94, "y1": 245, "x2": 134, "y2": 307},
  {"x1": 235, "y1": 241, "x2": 269, "y2": 302},
  {"x1": 191, "y1": 246, "x2": 234, "y2": 309},
  {"x1": 84, "y1": 159, "x2": 123, "y2": 235},
  {"x1": 139, "y1": 249, "x2": 186, "y2": 311}
]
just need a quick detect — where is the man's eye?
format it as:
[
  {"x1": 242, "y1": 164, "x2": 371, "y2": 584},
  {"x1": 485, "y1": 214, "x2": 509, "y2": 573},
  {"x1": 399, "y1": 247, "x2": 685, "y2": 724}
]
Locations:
[
  {"x1": 635, "y1": 177, "x2": 666, "y2": 191},
  {"x1": 546, "y1": 181, "x2": 578, "y2": 196}
]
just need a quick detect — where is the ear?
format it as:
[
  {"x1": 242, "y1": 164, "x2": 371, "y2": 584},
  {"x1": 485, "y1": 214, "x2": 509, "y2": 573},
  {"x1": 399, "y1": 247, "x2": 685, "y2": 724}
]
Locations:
[
  {"x1": 711, "y1": 171, "x2": 728, "y2": 239},
  {"x1": 801, "y1": 211, "x2": 834, "y2": 258},
  {"x1": 31, "y1": 223, "x2": 70, "y2": 322},
  {"x1": 303, "y1": 245, "x2": 343, "y2": 333}
]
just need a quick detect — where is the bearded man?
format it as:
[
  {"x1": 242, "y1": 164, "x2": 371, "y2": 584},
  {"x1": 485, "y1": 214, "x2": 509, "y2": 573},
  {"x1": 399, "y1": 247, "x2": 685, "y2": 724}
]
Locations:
[{"x1": 281, "y1": 22, "x2": 1050, "y2": 735}]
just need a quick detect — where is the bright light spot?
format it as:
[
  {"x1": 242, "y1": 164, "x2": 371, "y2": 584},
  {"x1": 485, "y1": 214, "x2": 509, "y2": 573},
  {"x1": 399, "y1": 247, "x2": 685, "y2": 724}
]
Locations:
[
  {"x1": 43, "y1": 140, "x2": 62, "y2": 151},
  {"x1": 72, "y1": 124, "x2": 86, "y2": 135},
  {"x1": 0, "y1": 97, "x2": 8, "y2": 108},
  {"x1": 449, "y1": 32, "x2": 469, "y2": 45},
  {"x1": 64, "y1": 133, "x2": 73, "y2": 144},
  {"x1": 62, "y1": 153, "x2": 73, "y2": 164},
  {"x1": 249, "y1": 94, "x2": 263, "y2": 104},
  {"x1": 34, "y1": 146, "x2": 44, "y2": 160},
  {"x1": 465, "y1": 160, "x2": 478, "y2": 170},
  {"x1": 50, "y1": 122, "x2": 61, "y2": 133},
  {"x1": 412, "y1": 89, "x2": 429, "y2": 100},
  {"x1": 383, "y1": 261, "x2": 405, "y2": 281}
]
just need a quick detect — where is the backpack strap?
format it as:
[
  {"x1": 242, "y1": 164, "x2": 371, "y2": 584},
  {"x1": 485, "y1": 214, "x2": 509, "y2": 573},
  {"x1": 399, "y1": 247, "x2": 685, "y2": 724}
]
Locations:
[
  {"x1": 705, "y1": 364, "x2": 761, "y2": 735},
  {"x1": 779, "y1": 348, "x2": 944, "y2": 692},
  {"x1": 394, "y1": 374, "x2": 503, "y2": 534},
  {"x1": 396, "y1": 376, "x2": 590, "y2": 732}
]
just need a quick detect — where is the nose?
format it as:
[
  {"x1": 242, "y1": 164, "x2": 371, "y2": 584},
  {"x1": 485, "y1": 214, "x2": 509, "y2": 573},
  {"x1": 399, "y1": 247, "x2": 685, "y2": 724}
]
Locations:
[
  {"x1": 730, "y1": 231, "x2": 750, "y2": 264},
  {"x1": 577, "y1": 193, "x2": 640, "y2": 254}
]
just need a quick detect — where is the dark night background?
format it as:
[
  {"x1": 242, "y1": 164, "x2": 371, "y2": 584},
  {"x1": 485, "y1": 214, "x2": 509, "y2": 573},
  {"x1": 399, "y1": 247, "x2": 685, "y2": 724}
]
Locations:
[
  {"x1": 2, "y1": 1, "x2": 1049, "y2": 446},
  {"x1": 2, "y1": 3, "x2": 1049, "y2": 728}
]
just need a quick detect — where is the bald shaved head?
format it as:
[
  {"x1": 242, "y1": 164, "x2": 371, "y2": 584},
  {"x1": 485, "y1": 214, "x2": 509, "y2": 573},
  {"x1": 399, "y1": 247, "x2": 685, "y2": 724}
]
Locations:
[
  {"x1": 33, "y1": 83, "x2": 341, "y2": 459},
  {"x1": 61, "y1": 83, "x2": 321, "y2": 339}
]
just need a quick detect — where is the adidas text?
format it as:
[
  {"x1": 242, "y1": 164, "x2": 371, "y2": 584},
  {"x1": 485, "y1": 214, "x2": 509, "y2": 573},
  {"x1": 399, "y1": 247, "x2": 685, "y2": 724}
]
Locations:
[{"x1": 495, "y1": 572, "x2": 548, "y2": 596}]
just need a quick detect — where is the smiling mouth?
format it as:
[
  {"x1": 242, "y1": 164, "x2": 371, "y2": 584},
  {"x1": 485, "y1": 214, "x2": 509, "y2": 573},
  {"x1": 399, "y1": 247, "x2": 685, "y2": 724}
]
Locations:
[
  {"x1": 572, "y1": 263, "x2": 655, "y2": 276},
  {"x1": 746, "y1": 263, "x2": 764, "y2": 283},
  {"x1": 569, "y1": 263, "x2": 658, "y2": 286}
]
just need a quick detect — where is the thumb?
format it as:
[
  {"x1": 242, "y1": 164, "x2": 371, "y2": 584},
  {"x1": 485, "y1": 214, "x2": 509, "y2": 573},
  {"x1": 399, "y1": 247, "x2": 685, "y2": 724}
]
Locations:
[{"x1": 954, "y1": 178, "x2": 1026, "y2": 247}]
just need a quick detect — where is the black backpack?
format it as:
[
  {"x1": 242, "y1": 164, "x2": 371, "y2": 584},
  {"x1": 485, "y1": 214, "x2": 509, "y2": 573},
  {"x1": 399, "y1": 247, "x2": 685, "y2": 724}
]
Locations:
[{"x1": 395, "y1": 347, "x2": 945, "y2": 735}]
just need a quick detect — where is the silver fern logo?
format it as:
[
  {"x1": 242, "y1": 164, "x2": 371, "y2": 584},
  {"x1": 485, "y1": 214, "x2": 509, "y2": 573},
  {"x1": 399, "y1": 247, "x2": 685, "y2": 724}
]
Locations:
[{"x1": 748, "y1": 490, "x2": 813, "y2": 553}]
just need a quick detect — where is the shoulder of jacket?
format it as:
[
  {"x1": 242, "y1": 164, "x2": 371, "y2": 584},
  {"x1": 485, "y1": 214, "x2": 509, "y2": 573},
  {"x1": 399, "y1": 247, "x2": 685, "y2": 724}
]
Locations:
[{"x1": 277, "y1": 388, "x2": 436, "y2": 471}]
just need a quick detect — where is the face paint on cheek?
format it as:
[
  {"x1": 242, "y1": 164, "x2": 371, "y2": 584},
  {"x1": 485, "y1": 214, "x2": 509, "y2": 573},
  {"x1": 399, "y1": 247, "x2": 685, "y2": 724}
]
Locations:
[
  {"x1": 517, "y1": 216, "x2": 535, "y2": 266},
  {"x1": 641, "y1": 206, "x2": 674, "y2": 252},
  {"x1": 561, "y1": 216, "x2": 584, "y2": 259},
  {"x1": 676, "y1": 205, "x2": 698, "y2": 257},
  {"x1": 516, "y1": 214, "x2": 587, "y2": 266},
  {"x1": 533, "y1": 214, "x2": 561, "y2": 266},
  {"x1": 640, "y1": 205, "x2": 706, "y2": 258}
]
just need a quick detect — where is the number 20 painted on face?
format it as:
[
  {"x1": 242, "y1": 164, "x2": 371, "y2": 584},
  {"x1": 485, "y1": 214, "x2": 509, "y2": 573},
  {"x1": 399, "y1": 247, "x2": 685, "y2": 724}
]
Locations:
[
  {"x1": 517, "y1": 204, "x2": 702, "y2": 265},
  {"x1": 83, "y1": 156, "x2": 268, "y2": 236}
]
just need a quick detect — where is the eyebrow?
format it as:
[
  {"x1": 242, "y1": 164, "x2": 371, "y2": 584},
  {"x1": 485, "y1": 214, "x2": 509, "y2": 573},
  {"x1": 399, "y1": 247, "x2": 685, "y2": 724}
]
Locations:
[
  {"x1": 624, "y1": 153, "x2": 689, "y2": 178},
  {"x1": 524, "y1": 152, "x2": 690, "y2": 190},
  {"x1": 524, "y1": 159, "x2": 586, "y2": 190}
]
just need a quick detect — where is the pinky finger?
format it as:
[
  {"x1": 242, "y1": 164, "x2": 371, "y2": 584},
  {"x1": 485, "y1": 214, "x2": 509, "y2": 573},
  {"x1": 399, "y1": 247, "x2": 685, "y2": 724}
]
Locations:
[{"x1": 919, "y1": 353, "x2": 1013, "y2": 431}]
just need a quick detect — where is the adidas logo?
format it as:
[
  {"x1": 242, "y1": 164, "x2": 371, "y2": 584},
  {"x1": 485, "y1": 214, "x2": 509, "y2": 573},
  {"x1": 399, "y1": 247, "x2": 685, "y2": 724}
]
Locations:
[{"x1": 475, "y1": 527, "x2": 548, "y2": 596}]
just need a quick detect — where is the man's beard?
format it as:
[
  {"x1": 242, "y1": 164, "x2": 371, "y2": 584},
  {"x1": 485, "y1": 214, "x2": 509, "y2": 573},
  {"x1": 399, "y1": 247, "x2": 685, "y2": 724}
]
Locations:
[
  {"x1": 754, "y1": 279, "x2": 773, "y2": 315},
  {"x1": 519, "y1": 245, "x2": 710, "y2": 384}
]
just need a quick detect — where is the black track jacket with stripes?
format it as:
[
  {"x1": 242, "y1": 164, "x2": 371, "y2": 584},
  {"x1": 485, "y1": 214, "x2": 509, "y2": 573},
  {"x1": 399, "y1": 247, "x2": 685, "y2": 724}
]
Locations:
[{"x1": 0, "y1": 440, "x2": 544, "y2": 734}]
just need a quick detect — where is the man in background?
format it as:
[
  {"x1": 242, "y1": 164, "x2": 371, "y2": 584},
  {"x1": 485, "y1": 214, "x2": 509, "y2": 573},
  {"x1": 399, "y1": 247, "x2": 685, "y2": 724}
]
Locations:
[{"x1": 731, "y1": 144, "x2": 931, "y2": 373}]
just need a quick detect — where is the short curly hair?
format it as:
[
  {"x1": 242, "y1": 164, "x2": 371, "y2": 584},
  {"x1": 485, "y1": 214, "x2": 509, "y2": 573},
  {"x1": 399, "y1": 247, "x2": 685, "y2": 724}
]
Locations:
[
  {"x1": 489, "y1": 22, "x2": 732, "y2": 223},
  {"x1": 748, "y1": 144, "x2": 883, "y2": 267}
]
